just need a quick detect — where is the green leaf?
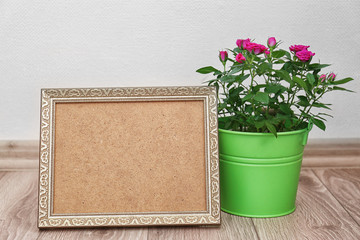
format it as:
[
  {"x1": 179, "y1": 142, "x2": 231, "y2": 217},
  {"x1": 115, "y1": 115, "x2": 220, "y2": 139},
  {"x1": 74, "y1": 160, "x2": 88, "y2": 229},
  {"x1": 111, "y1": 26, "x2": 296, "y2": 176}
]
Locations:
[
  {"x1": 275, "y1": 70, "x2": 292, "y2": 84},
  {"x1": 229, "y1": 87, "x2": 244, "y2": 98},
  {"x1": 255, "y1": 120, "x2": 265, "y2": 129},
  {"x1": 329, "y1": 77, "x2": 354, "y2": 85},
  {"x1": 312, "y1": 118, "x2": 326, "y2": 131},
  {"x1": 281, "y1": 62, "x2": 293, "y2": 72},
  {"x1": 265, "y1": 84, "x2": 282, "y2": 94},
  {"x1": 218, "y1": 103, "x2": 227, "y2": 109},
  {"x1": 196, "y1": 66, "x2": 221, "y2": 74},
  {"x1": 293, "y1": 76, "x2": 308, "y2": 91},
  {"x1": 254, "y1": 84, "x2": 267, "y2": 92},
  {"x1": 236, "y1": 74, "x2": 250, "y2": 83},
  {"x1": 257, "y1": 63, "x2": 272, "y2": 75},
  {"x1": 242, "y1": 93, "x2": 253, "y2": 101},
  {"x1": 318, "y1": 112, "x2": 333, "y2": 118},
  {"x1": 308, "y1": 63, "x2": 331, "y2": 70},
  {"x1": 265, "y1": 121, "x2": 277, "y2": 137},
  {"x1": 220, "y1": 75, "x2": 236, "y2": 83},
  {"x1": 312, "y1": 103, "x2": 331, "y2": 110},
  {"x1": 331, "y1": 86, "x2": 355, "y2": 92},
  {"x1": 297, "y1": 95, "x2": 310, "y2": 107},
  {"x1": 229, "y1": 66, "x2": 243, "y2": 74},
  {"x1": 279, "y1": 103, "x2": 292, "y2": 115},
  {"x1": 298, "y1": 101, "x2": 310, "y2": 107},
  {"x1": 274, "y1": 60, "x2": 286, "y2": 64},
  {"x1": 244, "y1": 104, "x2": 253, "y2": 113},
  {"x1": 306, "y1": 73, "x2": 315, "y2": 85},
  {"x1": 254, "y1": 92, "x2": 269, "y2": 104},
  {"x1": 224, "y1": 120, "x2": 232, "y2": 129},
  {"x1": 297, "y1": 95, "x2": 308, "y2": 102},
  {"x1": 272, "y1": 50, "x2": 287, "y2": 58},
  {"x1": 284, "y1": 119, "x2": 294, "y2": 129}
]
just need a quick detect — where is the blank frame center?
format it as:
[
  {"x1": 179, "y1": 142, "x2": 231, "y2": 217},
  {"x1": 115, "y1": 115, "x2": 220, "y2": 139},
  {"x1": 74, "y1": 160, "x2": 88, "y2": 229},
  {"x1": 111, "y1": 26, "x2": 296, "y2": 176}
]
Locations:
[{"x1": 53, "y1": 100, "x2": 206, "y2": 214}]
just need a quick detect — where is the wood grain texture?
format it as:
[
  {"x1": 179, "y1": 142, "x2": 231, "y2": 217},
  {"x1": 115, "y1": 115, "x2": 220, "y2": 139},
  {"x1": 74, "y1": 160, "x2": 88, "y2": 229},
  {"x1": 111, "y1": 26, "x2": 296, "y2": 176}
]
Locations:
[
  {"x1": 1, "y1": 168, "x2": 360, "y2": 239},
  {"x1": 0, "y1": 158, "x2": 38, "y2": 170},
  {"x1": 148, "y1": 226, "x2": 220, "y2": 240},
  {"x1": 0, "y1": 141, "x2": 38, "y2": 171},
  {"x1": 252, "y1": 169, "x2": 360, "y2": 240},
  {"x1": 219, "y1": 212, "x2": 259, "y2": 240},
  {"x1": 314, "y1": 168, "x2": 360, "y2": 225},
  {"x1": 0, "y1": 141, "x2": 38, "y2": 159},
  {"x1": 303, "y1": 139, "x2": 360, "y2": 168},
  {"x1": 37, "y1": 227, "x2": 148, "y2": 240},
  {"x1": 147, "y1": 212, "x2": 258, "y2": 240},
  {"x1": 0, "y1": 171, "x2": 40, "y2": 240}
]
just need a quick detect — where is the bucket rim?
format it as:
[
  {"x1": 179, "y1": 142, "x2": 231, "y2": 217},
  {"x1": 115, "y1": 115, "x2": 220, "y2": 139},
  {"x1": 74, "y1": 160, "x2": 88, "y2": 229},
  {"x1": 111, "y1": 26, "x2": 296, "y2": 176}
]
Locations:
[{"x1": 218, "y1": 127, "x2": 309, "y2": 136}]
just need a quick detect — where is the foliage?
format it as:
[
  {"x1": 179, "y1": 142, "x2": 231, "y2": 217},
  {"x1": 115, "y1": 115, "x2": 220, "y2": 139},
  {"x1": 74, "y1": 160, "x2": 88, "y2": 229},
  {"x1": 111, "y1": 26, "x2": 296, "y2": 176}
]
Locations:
[{"x1": 197, "y1": 38, "x2": 354, "y2": 136}]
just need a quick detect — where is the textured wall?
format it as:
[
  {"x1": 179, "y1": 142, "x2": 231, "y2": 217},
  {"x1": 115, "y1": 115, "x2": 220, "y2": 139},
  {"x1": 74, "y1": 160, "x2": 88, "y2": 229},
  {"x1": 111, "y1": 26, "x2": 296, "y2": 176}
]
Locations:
[{"x1": 0, "y1": 0, "x2": 359, "y2": 139}]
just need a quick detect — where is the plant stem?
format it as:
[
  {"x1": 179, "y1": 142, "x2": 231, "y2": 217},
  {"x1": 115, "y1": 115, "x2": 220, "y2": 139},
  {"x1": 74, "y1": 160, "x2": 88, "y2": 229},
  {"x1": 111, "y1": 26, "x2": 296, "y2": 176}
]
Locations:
[{"x1": 296, "y1": 88, "x2": 327, "y2": 127}]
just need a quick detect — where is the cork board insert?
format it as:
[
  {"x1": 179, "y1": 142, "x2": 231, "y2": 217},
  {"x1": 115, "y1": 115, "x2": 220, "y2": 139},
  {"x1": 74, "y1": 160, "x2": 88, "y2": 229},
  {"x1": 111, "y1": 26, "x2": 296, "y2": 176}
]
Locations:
[{"x1": 53, "y1": 100, "x2": 206, "y2": 214}]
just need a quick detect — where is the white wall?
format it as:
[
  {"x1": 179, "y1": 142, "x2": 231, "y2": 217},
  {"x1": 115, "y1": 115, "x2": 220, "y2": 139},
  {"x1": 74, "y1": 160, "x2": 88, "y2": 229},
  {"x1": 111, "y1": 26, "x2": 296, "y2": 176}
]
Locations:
[{"x1": 0, "y1": 0, "x2": 359, "y2": 140}]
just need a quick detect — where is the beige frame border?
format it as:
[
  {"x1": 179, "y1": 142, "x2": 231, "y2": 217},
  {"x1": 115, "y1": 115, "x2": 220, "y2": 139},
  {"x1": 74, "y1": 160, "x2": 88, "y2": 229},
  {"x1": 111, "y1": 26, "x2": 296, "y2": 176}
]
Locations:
[{"x1": 38, "y1": 86, "x2": 220, "y2": 228}]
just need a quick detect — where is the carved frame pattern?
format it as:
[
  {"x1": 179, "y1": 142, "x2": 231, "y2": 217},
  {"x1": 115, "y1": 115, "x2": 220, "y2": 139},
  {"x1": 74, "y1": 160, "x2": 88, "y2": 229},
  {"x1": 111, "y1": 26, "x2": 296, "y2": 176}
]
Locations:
[{"x1": 38, "y1": 86, "x2": 220, "y2": 228}]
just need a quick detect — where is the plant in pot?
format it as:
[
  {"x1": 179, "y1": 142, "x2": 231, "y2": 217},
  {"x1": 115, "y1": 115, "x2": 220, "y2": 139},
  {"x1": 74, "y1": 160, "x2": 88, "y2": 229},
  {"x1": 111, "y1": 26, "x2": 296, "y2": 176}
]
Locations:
[{"x1": 197, "y1": 37, "x2": 354, "y2": 217}]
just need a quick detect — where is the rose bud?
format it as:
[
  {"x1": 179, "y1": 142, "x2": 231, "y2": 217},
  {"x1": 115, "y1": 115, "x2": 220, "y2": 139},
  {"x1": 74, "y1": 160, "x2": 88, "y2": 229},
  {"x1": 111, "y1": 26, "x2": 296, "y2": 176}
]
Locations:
[
  {"x1": 219, "y1": 51, "x2": 228, "y2": 63},
  {"x1": 289, "y1": 45, "x2": 310, "y2": 53},
  {"x1": 264, "y1": 50, "x2": 270, "y2": 56},
  {"x1": 328, "y1": 73, "x2": 336, "y2": 81},
  {"x1": 235, "y1": 53, "x2": 246, "y2": 63},
  {"x1": 319, "y1": 74, "x2": 327, "y2": 82},
  {"x1": 267, "y1": 37, "x2": 276, "y2": 47}
]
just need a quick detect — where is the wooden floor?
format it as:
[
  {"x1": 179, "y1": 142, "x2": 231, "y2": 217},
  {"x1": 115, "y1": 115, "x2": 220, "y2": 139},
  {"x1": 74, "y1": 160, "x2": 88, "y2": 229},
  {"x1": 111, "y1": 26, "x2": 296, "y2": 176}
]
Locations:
[
  {"x1": 0, "y1": 140, "x2": 360, "y2": 239},
  {"x1": 0, "y1": 168, "x2": 359, "y2": 240}
]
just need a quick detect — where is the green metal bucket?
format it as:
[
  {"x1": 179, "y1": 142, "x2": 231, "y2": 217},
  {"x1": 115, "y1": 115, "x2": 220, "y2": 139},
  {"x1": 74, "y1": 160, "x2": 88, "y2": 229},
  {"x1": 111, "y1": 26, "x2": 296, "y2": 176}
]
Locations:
[{"x1": 219, "y1": 126, "x2": 311, "y2": 217}]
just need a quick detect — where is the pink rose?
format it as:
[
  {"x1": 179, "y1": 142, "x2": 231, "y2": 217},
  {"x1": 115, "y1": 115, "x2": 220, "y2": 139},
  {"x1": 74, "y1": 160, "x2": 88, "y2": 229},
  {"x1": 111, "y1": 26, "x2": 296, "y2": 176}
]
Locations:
[
  {"x1": 219, "y1": 51, "x2": 228, "y2": 63},
  {"x1": 235, "y1": 53, "x2": 246, "y2": 63},
  {"x1": 242, "y1": 39, "x2": 251, "y2": 49},
  {"x1": 264, "y1": 50, "x2": 270, "y2": 56},
  {"x1": 253, "y1": 44, "x2": 262, "y2": 54},
  {"x1": 253, "y1": 44, "x2": 268, "y2": 54},
  {"x1": 260, "y1": 44, "x2": 268, "y2": 53},
  {"x1": 244, "y1": 42, "x2": 256, "y2": 52},
  {"x1": 295, "y1": 49, "x2": 315, "y2": 62},
  {"x1": 319, "y1": 74, "x2": 327, "y2": 82},
  {"x1": 236, "y1": 38, "x2": 251, "y2": 49},
  {"x1": 245, "y1": 42, "x2": 268, "y2": 54},
  {"x1": 328, "y1": 73, "x2": 336, "y2": 81},
  {"x1": 267, "y1": 37, "x2": 276, "y2": 47},
  {"x1": 289, "y1": 45, "x2": 310, "y2": 52}
]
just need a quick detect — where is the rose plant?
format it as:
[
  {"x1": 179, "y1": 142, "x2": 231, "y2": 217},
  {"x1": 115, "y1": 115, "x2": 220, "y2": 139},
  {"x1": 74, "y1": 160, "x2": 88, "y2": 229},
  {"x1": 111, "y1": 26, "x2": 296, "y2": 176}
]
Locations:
[{"x1": 197, "y1": 37, "x2": 354, "y2": 136}]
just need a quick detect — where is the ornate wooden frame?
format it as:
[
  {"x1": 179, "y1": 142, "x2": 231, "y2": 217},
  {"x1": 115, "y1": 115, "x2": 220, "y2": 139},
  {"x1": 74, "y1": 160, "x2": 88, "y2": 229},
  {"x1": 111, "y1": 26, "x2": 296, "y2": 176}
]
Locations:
[{"x1": 38, "y1": 86, "x2": 220, "y2": 228}]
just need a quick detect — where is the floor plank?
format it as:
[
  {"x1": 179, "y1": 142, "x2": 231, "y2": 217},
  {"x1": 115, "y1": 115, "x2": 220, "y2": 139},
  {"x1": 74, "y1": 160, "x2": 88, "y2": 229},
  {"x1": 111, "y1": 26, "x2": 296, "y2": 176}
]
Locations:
[
  {"x1": 148, "y1": 226, "x2": 220, "y2": 240},
  {"x1": 314, "y1": 168, "x2": 360, "y2": 226},
  {"x1": 219, "y1": 212, "x2": 259, "y2": 240},
  {"x1": 147, "y1": 212, "x2": 258, "y2": 240},
  {"x1": 252, "y1": 169, "x2": 360, "y2": 240},
  {"x1": 37, "y1": 227, "x2": 148, "y2": 240},
  {"x1": 0, "y1": 171, "x2": 40, "y2": 240},
  {"x1": 0, "y1": 171, "x2": 6, "y2": 182},
  {"x1": 1, "y1": 169, "x2": 360, "y2": 239}
]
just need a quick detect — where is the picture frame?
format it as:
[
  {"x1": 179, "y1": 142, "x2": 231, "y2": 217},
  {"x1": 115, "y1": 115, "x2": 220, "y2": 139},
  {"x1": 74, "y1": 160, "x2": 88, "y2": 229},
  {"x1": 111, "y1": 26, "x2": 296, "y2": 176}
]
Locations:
[{"x1": 38, "y1": 86, "x2": 220, "y2": 228}]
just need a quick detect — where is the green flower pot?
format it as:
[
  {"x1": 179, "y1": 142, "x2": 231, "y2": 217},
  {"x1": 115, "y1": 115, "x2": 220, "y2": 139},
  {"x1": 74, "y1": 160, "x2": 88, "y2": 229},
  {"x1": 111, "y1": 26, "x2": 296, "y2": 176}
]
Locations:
[{"x1": 219, "y1": 126, "x2": 311, "y2": 218}]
